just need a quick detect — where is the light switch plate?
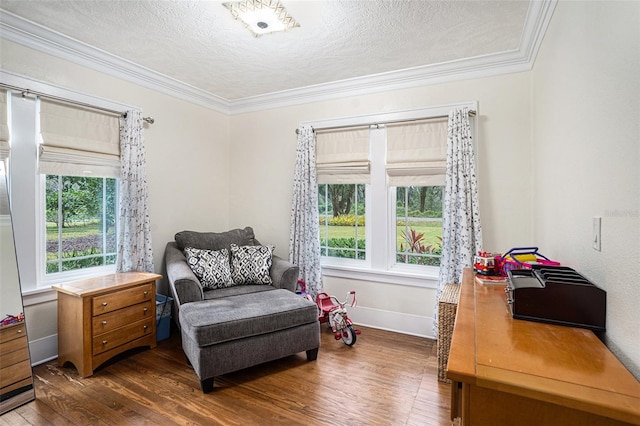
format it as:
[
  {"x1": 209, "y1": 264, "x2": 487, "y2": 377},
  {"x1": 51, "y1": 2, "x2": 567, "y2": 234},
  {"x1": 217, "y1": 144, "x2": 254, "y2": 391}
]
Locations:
[{"x1": 592, "y1": 217, "x2": 601, "y2": 251}]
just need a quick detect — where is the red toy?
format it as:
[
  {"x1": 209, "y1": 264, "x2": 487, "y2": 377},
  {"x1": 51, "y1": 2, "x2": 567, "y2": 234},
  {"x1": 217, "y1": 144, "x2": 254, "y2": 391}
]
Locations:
[
  {"x1": 1, "y1": 312, "x2": 25, "y2": 327},
  {"x1": 295, "y1": 279, "x2": 308, "y2": 296},
  {"x1": 473, "y1": 251, "x2": 501, "y2": 275},
  {"x1": 312, "y1": 291, "x2": 360, "y2": 346}
]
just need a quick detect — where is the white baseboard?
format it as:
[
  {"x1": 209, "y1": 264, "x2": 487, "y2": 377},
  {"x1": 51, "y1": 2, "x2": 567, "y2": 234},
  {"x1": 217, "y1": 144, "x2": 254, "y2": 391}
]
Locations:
[
  {"x1": 29, "y1": 334, "x2": 58, "y2": 366},
  {"x1": 347, "y1": 306, "x2": 436, "y2": 340}
]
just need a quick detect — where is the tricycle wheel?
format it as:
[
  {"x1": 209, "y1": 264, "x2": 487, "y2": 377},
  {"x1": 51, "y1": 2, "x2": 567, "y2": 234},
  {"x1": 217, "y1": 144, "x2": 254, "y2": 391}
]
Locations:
[{"x1": 341, "y1": 325, "x2": 357, "y2": 346}]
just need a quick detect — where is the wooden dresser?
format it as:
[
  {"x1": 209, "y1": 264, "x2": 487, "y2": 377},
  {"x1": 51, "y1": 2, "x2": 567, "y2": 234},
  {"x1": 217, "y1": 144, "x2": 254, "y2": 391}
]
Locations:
[
  {"x1": 447, "y1": 268, "x2": 640, "y2": 426},
  {"x1": 53, "y1": 272, "x2": 162, "y2": 377},
  {"x1": 0, "y1": 322, "x2": 33, "y2": 397}
]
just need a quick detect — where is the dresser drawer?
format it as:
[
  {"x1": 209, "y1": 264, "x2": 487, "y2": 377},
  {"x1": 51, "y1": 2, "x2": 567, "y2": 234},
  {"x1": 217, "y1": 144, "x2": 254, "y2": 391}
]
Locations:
[
  {"x1": 92, "y1": 283, "x2": 153, "y2": 315},
  {"x1": 92, "y1": 300, "x2": 154, "y2": 335},
  {"x1": 92, "y1": 317, "x2": 153, "y2": 356},
  {"x1": 0, "y1": 323, "x2": 26, "y2": 344},
  {"x1": 0, "y1": 359, "x2": 31, "y2": 389},
  {"x1": 0, "y1": 332, "x2": 29, "y2": 368},
  {"x1": 0, "y1": 344, "x2": 30, "y2": 369}
]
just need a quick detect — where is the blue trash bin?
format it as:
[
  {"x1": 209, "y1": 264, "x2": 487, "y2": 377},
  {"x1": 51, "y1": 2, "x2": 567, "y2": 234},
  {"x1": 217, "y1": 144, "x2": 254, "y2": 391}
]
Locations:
[{"x1": 156, "y1": 294, "x2": 173, "y2": 341}]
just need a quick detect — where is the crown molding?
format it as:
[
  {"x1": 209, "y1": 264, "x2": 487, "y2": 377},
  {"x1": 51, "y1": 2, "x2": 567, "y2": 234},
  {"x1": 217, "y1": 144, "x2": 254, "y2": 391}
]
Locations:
[
  {"x1": 519, "y1": 0, "x2": 558, "y2": 64},
  {"x1": 230, "y1": 49, "x2": 531, "y2": 114},
  {"x1": 0, "y1": 11, "x2": 232, "y2": 114},
  {"x1": 229, "y1": 0, "x2": 557, "y2": 114},
  {"x1": 0, "y1": 0, "x2": 556, "y2": 115}
]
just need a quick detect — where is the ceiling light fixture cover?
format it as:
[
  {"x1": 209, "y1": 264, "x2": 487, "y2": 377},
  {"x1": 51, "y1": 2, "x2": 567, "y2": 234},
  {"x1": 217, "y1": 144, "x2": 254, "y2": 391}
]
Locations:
[{"x1": 223, "y1": 0, "x2": 300, "y2": 37}]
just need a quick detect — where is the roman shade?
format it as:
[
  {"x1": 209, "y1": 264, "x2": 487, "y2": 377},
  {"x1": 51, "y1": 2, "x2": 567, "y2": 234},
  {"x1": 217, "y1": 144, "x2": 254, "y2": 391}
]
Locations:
[
  {"x1": 386, "y1": 118, "x2": 448, "y2": 186},
  {"x1": 0, "y1": 90, "x2": 9, "y2": 162},
  {"x1": 316, "y1": 127, "x2": 370, "y2": 184},
  {"x1": 38, "y1": 99, "x2": 121, "y2": 178}
]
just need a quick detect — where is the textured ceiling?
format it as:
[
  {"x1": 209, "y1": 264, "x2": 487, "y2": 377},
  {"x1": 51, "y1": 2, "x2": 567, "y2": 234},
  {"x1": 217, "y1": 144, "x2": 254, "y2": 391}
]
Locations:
[{"x1": 0, "y1": 0, "x2": 531, "y2": 101}]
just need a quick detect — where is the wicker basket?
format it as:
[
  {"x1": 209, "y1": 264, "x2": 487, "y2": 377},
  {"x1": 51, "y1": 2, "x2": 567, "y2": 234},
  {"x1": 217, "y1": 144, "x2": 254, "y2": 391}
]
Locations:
[{"x1": 437, "y1": 283, "x2": 461, "y2": 383}]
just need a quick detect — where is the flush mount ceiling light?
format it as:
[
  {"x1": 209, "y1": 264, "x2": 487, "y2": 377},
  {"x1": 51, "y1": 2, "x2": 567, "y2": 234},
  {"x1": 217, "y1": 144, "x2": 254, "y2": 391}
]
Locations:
[{"x1": 223, "y1": 0, "x2": 299, "y2": 37}]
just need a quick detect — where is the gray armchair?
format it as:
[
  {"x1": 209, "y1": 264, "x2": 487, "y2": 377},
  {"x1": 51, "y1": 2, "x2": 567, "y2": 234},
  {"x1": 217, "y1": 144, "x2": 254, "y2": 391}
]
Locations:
[
  {"x1": 165, "y1": 227, "x2": 299, "y2": 324},
  {"x1": 163, "y1": 227, "x2": 319, "y2": 393}
]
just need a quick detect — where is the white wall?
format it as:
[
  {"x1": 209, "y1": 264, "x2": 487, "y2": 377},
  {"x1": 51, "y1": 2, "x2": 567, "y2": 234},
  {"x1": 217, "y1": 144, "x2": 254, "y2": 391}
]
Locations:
[
  {"x1": 531, "y1": 1, "x2": 640, "y2": 377},
  {"x1": 229, "y1": 73, "x2": 533, "y2": 335},
  {"x1": 0, "y1": 39, "x2": 231, "y2": 360}
]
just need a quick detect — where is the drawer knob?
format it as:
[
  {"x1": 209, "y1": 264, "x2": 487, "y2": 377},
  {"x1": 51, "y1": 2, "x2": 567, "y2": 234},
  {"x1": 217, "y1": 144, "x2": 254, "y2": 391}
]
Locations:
[
  {"x1": 102, "y1": 320, "x2": 108, "y2": 325},
  {"x1": 102, "y1": 340, "x2": 108, "y2": 345},
  {"x1": 143, "y1": 325, "x2": 148, "y2": 330},
  {"x1": 144, "y1": 291, "x2": 149, "y2": 296},
  {"x1": 17, "y1": 329, "x2": 22, "y2": 334},
  {"x1": 143, "y1": 307, "x2": 148, "y2": 313},
  {"x1": 102, "y1": 302, "x2": 108, "y2": 307}
]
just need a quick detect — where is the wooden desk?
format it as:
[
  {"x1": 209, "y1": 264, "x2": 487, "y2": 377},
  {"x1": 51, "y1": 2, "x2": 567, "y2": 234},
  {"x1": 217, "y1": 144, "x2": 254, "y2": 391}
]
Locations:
[
  {"x1": 447, "y1": 268, "x2": 640, "y2": 426},
  {"x1": 53, "y1": 272, "x2": 161, "y2": 377}
]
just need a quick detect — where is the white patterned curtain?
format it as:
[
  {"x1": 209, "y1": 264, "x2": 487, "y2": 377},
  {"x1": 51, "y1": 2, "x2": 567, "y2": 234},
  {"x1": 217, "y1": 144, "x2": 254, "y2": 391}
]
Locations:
[
  {"x1": 116, "y1": 110, "x2": 154, "y2": 273},
  {"x1": 434, "y1": 107, "x2": 482, "y2": 335},
  {"x1": 289, "y1": 125, "x2": 322, "y2": 298}
]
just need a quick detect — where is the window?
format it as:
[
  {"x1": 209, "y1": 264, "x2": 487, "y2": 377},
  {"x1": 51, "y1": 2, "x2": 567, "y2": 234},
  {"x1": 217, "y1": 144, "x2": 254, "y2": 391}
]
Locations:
[
  {"x1": 318, "y1": 183, "x2": 444, "y2": 268},
  {"x1": 38, "y1": 98, "x2": 121, "y2": 280},
  {"x1": 318, "y1": 183, "x2": 365, "y2": 260},
  {"x1": 311, "y1": 106, "x2": 469, "y2": 284},
  {"x1": 315, "y1": 126, "x2": 370, "y2": 264},
  {"x1": 395, "y1": 186, "x2": 443, "y2": 267},
  {"x1": 5, "y1": 86, "x2": 124, "y2": 291},
  {"x1": 45, "y1": 175, "x2": 118, "y2": 274}
]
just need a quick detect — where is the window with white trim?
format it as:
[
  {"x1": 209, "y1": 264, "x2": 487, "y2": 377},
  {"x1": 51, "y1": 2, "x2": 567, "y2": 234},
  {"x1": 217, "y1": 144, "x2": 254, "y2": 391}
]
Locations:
[
  {"x1": 45, "y1": 175, "x2": 118, "y2": 273},
  {"x1": 39, "y1": 99, "x2": 120, "y2": 277},
  {"x1": 394, "y1": 185, "x2": 443, "y2": 267},
  {"x1": 318, "y1": 183, "x2": 366, "y2": 260},
  {"x1": 6, "y1": 91, "x2": 121, "y2": 290},
  {"x1": 315, "y1": 110, "x2": 458, "y2": 282},
  {"x1": 387, "y1": 118, "x2": 447, "y2": 269},
  {"x1": 316, "y1": 127, "x2": 369, "y2": 261}
]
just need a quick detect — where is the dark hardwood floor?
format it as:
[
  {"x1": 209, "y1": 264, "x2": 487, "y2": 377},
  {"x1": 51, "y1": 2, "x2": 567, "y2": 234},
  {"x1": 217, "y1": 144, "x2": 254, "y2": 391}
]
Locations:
[{"x1": 2, "y1": 324, "x2": 452, "y2": 425}]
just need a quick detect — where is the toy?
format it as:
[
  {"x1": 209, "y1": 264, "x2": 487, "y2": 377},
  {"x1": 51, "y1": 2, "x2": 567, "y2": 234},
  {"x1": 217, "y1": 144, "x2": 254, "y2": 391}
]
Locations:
[
  {"x1": 474, "y1": 251, "x2": 501, "y2": 275},
  {"x1": 295, "y1": 279, "x2": 307, "y2": 297},
  {"x1": 497, "y1": 246, "x2": 560, "y2": 276},
  {"x1": 312, "y1": 290, "x2": 360, "y2": 346},
  {"x1": 1, "y1": 312, "x2": 25, "y2": 327}
]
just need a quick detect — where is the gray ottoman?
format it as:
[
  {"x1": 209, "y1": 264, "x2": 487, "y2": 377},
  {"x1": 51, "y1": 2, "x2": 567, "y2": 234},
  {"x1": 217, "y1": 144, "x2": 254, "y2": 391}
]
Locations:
[{"x1": 179, "y1": 288, "x2": 320, "y2": 392}]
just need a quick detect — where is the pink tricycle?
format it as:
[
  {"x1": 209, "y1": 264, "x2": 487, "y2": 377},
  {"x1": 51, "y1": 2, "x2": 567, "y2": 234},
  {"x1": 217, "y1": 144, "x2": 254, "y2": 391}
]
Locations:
[{"x1": 313, "y1": 291, "x2": 361, "y2": 346}]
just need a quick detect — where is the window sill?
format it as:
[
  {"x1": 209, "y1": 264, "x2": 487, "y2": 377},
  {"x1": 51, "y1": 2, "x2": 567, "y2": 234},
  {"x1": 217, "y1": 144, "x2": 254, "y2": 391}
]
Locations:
[
  {"x1": 41, "y1": 264, "x2": 116, "y2": 286},
  {"x1": 22, "y1": 265, "x2": 117, "y2": 306},
  {"x1": 22, "y1": 287, "x2": 58, "y2": 307},
  {"x1": 321, "y1": 263, "x2": 438, "y2": 288}
]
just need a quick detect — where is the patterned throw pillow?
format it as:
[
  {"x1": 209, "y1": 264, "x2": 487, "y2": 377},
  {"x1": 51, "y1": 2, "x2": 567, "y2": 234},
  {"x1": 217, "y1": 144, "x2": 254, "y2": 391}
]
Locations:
[
  {"x1": 230, "y1": 244, "x2": 274, "y2": 285},
  {"x1": 184, "y1": 247, "x2": 233, "y2": 289}
]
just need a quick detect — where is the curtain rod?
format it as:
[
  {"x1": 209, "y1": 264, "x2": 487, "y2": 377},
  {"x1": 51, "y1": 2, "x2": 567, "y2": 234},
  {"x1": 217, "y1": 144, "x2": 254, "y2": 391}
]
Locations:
[
  {"x1": 295, "y1": 110, "x2": 476, "y2": 134},
  {"x1": 0, "y1": 83, "x2": 155, "y2": 124}
]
